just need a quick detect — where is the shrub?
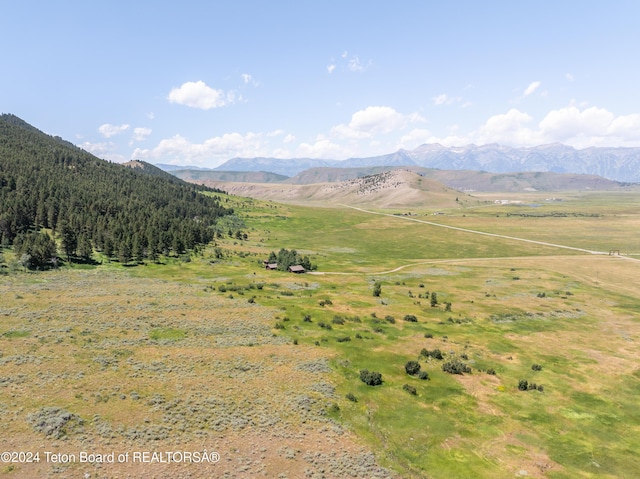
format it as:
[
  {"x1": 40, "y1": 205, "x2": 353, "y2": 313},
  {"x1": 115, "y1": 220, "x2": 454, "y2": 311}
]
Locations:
[
  {"x1": 332, "y1": 316, "x2": 345, "y2": 325},
  {"x1": 420, "y1": 348, "x2": 444, "y2": 360},
  {"x1": 418, "y1": 371, "x2": 430, "y2": 380},
  {"x1": 403, "y1": 314, "x2": 418, "y2": 322},
  {"x1": 218, "y1": 284, "x2": 227, "y2": 292},
  {"x1": 373, "y1": 281, "x2": 382, "y2": 297},
  {"x1": 336, "y1": 336, "x2": 351, "y2": 342},
  {"x1": 518, "y1": 379, "x2": 529, "y2": 391},
  {"x1": 359, "y1": 369, "x2": 382, "y2": 386},
  {"x1": 384, "y1": 315, "x2": 396, "y2": 324},
  {"x1": 318, "y1": 321, "x2": 332, "y2": 330},
  {"x1": 442, "y1": 358, "x2": 471, "y2": 375},
  {"x1": 405, "y1": 360, "x2": 421, "y2": 376},
  {"x1": 346, "y1": 392, "x2": 358, "y2": 402},
  {"x1": 486, "y1": 368, "x2": 496, "y2": 375},
  {"x1": 402, "y1": 384, "x2": 417, "y2": 395},
  {"x1": 531, "y1": 364, "x2": 543, "y2": 371},
  {"x1": 303, "y1": 314, "x2": 312, "y2": 322},
  {"x1": 424, "y1": 332, "x2": 433, "y2": 339}
]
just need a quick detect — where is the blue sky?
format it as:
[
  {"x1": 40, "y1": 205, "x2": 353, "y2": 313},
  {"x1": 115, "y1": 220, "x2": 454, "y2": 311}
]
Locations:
[{"x1": 3, "y1": 1, "x2": 640, "y2": 167}]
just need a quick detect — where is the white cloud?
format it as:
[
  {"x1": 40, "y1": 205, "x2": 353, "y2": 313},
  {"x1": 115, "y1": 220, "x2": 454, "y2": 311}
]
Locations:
[
  {"x1": 132, "y1": 132, "x2": 266, "y2": 167},
  {"x1": 79, "y1": 141, "x2": 126, "y2": 163},
  {"x1": 283, "y1": 134, "x2": 296, "y2": 144},
  {"x1": 399, "y1": 128, "x2": 433, "y2": 149},
  {"x1": 565, "y1": 73, "x2": 574, "y2": 82},
  {"x1": 433, "y1": 93, "x2": 462, "y2": 106},
  {"x1": 430, "y1": 105, "x2": 640, "y2": 148},
  {"x1": 241, "y1": 73, "x2": 259, "y2": 86},
  {"x1": 99, "y1": 123, "x2": 130, "y2": 138},
  {"x1": 476, "y1": 108, "x2": 539, "y2": 145},
  {"x1": 296, "y1": 138, "x2": 346, "y2": 158},
  {"x1": 331, "y1": 106, "x2": 425, "y2": 140},
  {"x1": 132, "y1": 127, "x2": 152, "y2": 142},
  {"x1": 167, "y1": 80, "x2": 234, "y2": 110},
  {"x1": 523, "y1": 81, "x2": 542, "y2": 97},
  {"x1": 331, "y1": 51, "x2": 371, "y2": 73},
  {"x1": 348, "y1": 56, "x2": 365, "y2": 72}
]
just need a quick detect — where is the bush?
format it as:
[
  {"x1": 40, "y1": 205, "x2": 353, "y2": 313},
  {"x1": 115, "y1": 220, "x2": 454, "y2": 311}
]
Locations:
[
  {"x1": 303, "y1": 314, "x2": 312, "y2": 322},
  {"x1": 373, "y1": 281, "x2": 382, "y2": 297},
  {"x1": 405, "y1": 360, "x2": 421, "y2": 376},
  {"x1": 418, "y1": 371, "x2": 430, "y2": 380},
  {"x1": 531, "y1": 364, "x2": 543, "y2": 371},
  {"x1": 346, "y1": 392, "x2": 358, "y2": 402},
  {"x1": 336, "y1": 336, "x2": 351, "y2": 342},
  {"x1": 403, "y1": 314, "x2": 418, "y2": 322},
  {"x1": 420, "y1": 348, "x2": 444, "y2": 360},
  {"x1": 486, "y1": 368, "x2": 496, "y2": 375},
  {"x1": 424, "y1": 332, "x2": 433, "y2": 339},
  {"x1": 359, "y1": 369, "x2": 382, "y2": 386},
  {"x1": 442, "y1": 358, "x2": 472, "y2": 375},
  {"x1": 332, "y1": 316, "x2": 345, "y2": 325},
  {"x1": 518, "y1": 379, "x2": 529, "y2": 391},
  {"x1": 402, "y1": 384, "x2": 417, "y2": 395},
  {"x1": 384, "y1": 315, "x2": 396, "y2": 324}
]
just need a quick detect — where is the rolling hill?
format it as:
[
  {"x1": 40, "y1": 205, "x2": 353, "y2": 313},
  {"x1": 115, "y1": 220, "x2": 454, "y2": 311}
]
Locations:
[
  {"x1": 0, "y1": 114, "x2": 232, "y2": 265},
  {"x1": 184, "y1": 169, "x2": 477, "y2": 209}
]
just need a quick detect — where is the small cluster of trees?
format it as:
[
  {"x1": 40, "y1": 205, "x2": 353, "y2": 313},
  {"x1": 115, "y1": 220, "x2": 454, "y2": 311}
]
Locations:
[{"x1": 267, "y1": 248, "x2": 314, "y2": 271}]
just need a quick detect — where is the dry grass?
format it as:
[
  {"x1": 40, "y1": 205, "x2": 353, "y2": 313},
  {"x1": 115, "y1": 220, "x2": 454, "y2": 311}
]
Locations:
[{"x1": 0, "y1": 270, "x2": 396, "y2": 478}]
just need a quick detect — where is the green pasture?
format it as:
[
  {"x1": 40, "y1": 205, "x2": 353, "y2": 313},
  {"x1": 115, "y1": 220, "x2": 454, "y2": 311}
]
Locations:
[{"x1": 1, "y1": 190, "x2": 639, "y2": 478}]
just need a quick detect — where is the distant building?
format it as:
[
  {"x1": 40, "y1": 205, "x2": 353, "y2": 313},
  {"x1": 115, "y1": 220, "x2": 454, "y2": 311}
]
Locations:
[
  {"x1": 265, "y1": 263, "x2": 278, "y2": 270},
  {"x1": 288, "y1": 265, "x2": 305, "y2": 274}
]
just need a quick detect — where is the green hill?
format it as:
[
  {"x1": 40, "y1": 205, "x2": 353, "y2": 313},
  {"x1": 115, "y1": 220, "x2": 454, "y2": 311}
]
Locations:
[{"x1": 0, "y1": 114, "x2": 232, "y2": 267}]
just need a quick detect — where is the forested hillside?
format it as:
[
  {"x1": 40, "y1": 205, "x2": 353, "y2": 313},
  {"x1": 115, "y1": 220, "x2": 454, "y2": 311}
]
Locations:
[{"x1": 0, "y1": 114, "x2": 232, "y2": 267}]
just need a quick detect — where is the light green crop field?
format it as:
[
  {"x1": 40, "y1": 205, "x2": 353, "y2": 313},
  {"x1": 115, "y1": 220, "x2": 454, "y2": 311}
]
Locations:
[{"x1": 1, "y1": 189, "x2": 639, "y2": 478}]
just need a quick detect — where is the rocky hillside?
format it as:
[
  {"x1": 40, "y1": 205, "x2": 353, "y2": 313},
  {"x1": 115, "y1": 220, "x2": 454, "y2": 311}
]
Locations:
[{"x1": 186, "y1": 169, "x2": 477, "y2": 209}]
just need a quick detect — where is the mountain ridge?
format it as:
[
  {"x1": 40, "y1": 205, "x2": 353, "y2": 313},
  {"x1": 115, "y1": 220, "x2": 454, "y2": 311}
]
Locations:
[{"x1": 211, "y1": 143, "x2": 640, "y2": 182}]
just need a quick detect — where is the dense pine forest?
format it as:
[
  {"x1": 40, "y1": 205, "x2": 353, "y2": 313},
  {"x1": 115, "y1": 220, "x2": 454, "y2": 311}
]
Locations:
[{"x1": 0, "y1": 114, "x2": 233, "y2": 268}]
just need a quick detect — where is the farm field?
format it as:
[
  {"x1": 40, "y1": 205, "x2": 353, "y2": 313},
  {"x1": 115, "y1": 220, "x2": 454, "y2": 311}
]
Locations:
[{"x1": 1, "y1": 190, "x2": 639, "y2": 478}]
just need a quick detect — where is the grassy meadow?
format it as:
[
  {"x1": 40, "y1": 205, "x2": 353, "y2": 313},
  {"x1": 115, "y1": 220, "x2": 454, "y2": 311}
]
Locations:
[{"x1": 1, "y1": 189, "x2": 639, "y2": 478}]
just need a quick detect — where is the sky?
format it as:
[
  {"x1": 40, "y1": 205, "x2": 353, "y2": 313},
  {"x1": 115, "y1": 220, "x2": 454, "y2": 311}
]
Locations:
[{"x1": 3, "y1": 1, "x2": 640, "y2": 168}]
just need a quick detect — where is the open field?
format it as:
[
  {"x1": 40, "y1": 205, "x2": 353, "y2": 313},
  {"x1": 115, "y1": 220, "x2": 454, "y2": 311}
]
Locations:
[{"x1": 1, "y1": 189, "x2": 639, "y2": 478}]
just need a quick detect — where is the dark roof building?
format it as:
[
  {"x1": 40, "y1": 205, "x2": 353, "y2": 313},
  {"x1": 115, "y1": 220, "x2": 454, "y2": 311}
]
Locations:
[{"x1": 288, "y1": 265, "x2": 305, "y2": 274}]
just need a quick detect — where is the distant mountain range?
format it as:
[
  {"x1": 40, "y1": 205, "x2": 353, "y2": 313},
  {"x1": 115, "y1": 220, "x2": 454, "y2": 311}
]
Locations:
[{"x1": 206, "y1": 143, "x2": 640, "y2": 183}]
